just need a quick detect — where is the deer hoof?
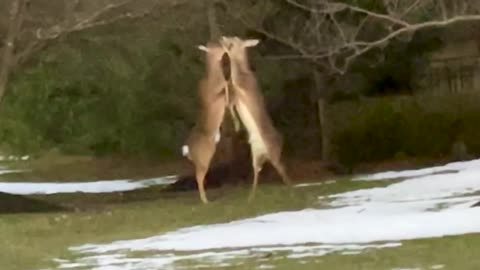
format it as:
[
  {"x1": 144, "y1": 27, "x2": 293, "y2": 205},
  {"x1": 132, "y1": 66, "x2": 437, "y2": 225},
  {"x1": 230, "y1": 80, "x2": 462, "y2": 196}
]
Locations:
[{"x1": 200, "y1": 195, "x2": 209, "y2": 204}]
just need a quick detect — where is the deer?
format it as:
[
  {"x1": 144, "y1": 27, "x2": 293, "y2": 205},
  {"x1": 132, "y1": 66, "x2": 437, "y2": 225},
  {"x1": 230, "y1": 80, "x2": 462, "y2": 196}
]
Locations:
[
  {"x1": 220, "y1": 36, "x2": 292, "y2": 202},
  {"x1": 182, "y1": 41, "x2": 238, "y2": 204}
]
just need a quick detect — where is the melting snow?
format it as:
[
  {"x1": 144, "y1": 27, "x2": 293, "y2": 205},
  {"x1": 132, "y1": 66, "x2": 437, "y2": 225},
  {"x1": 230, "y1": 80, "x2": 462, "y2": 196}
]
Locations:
[
  {"x1": 353, "y1": 158, "x2": 480, "y2": 181},
  {"x1": 0, "y1": 176, "x2": 177, "y2": 195},
  {"x1": 295, "y1": 180, "x2": 336, "y2": 188},
  {"x1": 57, "y1": 159, "x2": 480, "y2": 269},
  {"x1": 0, "y1": 167, "x2": 25, "y2": 176}
]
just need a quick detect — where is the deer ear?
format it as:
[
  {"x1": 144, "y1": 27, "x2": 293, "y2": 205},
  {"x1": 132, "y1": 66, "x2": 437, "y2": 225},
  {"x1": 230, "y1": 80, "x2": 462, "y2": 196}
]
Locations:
[
  {"x1": 197, "y1": 45, "x2": 208, "y2": 52},
  {"x1": 244, "y1": 39, "x2": 260, "y2": 47}
]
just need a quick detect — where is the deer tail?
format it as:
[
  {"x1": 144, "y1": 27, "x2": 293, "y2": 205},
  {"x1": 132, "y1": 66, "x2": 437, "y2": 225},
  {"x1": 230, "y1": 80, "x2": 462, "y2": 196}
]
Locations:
[
  {"x1": 214, "y1": 131, "x2": 221, "y2": 143},
  {"x1": 182, "y1": 145, "x2": 189, "y2": 156}
]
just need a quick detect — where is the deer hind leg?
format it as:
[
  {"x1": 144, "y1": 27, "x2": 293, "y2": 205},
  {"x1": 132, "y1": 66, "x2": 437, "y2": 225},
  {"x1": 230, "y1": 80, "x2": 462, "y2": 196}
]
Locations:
[
  {"x1": 192, "y1": 147, "x2": 214, "y2": 204},
  {"x1": 248, "y1": 152, "x2": 266, "y2": 202},
  {"x1": 195, "y1": 165, "x2": 209, "y2": 204},
  {"x1": 271, "y1": 157, "x2": 292, "y2": 186}
]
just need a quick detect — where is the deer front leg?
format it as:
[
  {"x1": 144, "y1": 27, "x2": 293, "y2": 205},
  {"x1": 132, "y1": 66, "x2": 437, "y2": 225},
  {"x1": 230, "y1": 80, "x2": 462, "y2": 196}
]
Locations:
[
  {"x1": 248, "y1": 152, "x2": 266, "y2": 203},
  {"x1": 226, "y1": 85, "x2": 241, "y2": 132},
  {"x1": 271, "y1": 158, "x2": 292, "y2": 186},
  {"x1": 195, "y1": 164, "x2": 209, "y2": 204}
]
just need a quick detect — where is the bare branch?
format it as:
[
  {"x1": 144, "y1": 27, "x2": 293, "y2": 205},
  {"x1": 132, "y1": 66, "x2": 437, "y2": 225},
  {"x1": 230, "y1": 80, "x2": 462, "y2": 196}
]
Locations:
[
  {"x1": 341, "y1": 15, "x2": 480, "y2": 56},
  {"x1": 401, "y1": 0, "x2": 424, "y2": 19},
  {"x1": 329, "y1": 13, "x2": 346, "y2": 44},
  {"x1": 36, "y1": 0, "x2": 136, "y2": 40},
  {"x1": 439, "y1": 0, "x2": 448, "y2": 19},
  {"x1": 259, "y1": 0, "x2": 480, "y2": 74},
  {"x1": 0, "y1": 0, "x2": 27, "y2": 102},
  {"x1": 285, "y1": 0, "x2": 411, "y2": 27},
  {"x1": 222, "y1": 1, "x2": 310, "y2": 57}
]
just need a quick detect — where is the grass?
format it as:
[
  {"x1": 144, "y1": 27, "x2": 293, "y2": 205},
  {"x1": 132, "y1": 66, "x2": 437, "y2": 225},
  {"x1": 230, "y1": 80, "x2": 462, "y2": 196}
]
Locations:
[
  {"x1": 1, "y1": 178, "x2": 378, "y2": 270},
  {"x1": 1, "y1": 158, "x2": 479, "y2": 270},
  {"x1": 0, "y1": 152, "x2": 189, "y2": 182},
  {"x1": 203, "y1": 233, "x2": 480, "y2": 270}
]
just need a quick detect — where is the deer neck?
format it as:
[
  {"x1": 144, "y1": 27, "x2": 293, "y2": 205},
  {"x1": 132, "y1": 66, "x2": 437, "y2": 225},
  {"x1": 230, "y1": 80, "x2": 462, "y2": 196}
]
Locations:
[
  {"x1": 205, "y1": 57, "x2": 224, "y2": 79},
  {"x1": 229, "y1": 53, "x2": 251, "y2": 76}
]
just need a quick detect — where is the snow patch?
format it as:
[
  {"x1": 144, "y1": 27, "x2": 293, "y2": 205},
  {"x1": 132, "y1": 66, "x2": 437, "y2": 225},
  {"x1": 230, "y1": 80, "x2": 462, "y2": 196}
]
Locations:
[
  {"x1": 353, "y1": 158, "x2": 480, "y2": 181},
  {"x1": 0, "y1": 155, "x2": 30, "y2": 161},
  {"x1": 57, "y1": 158, "x2": 480, "y2": 269},
  {"x1": 295, "y1": 180, "x2": 336, "y2": 188},
  {"x1": 0, "y1": 176, "x2": 177, "y2": 195}
]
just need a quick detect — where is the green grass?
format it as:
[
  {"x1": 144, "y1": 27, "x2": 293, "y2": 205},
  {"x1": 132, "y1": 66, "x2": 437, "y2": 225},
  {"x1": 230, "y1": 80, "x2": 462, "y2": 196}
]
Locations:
[
  {"x1": 0, "y1": 179, "x2": 371, "y2": 270},
  {"x1": 195, "y1": 234, "x2": 480, "y2": 270},
  {"x1": 1, "y1": 177, "x2": 479, "y2": 270}
]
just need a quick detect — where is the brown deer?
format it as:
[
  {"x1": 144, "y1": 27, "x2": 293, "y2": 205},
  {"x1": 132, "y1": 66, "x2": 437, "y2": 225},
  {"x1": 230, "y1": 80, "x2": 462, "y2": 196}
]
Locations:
[
  {"x1": 220, "y1": 36, "x2": 292, "y2": 201},
  {"x1": 182, "y1": 41, "x2": 234, "y2": 204}
]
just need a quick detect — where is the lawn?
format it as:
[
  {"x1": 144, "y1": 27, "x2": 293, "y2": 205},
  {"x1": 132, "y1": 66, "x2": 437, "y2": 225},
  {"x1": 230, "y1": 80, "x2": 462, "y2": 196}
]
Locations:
[{"x1": 1, "y1": 157, "x2": 480, "y2": 270}]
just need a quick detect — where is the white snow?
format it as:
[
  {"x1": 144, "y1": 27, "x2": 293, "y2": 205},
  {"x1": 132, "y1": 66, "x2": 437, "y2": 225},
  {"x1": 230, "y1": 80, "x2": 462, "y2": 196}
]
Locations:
[
  {"x1": 295, "y1": 180, "x2": 336, "y2": 188},
  {"x1": 0, "y1": 155, "x2": 30, "y2": 161},
  {"x1": 57, "y1": 158, "x2": 480, "y2": 269},
  {"x1": 0, "y1": 176, "x2": 177, "y2": 195},
  {"x1": 353, "y1": 158, "x2": 480, "y2": 181},
  {"x1": 0, "y1": 168, "x2": 25, "y2": 175}
]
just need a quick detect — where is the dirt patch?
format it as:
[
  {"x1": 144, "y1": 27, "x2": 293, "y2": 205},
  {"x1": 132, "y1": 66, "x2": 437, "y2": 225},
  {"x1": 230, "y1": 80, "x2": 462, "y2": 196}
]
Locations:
[
  {"x1": 165, "y1": 157, "x2": 336, "y2": 192},
  {"x1": 1, "y1": 151, "x2": 466, "y2": 196},
  {"x1": 0, "y1": 154, "x2": 469, "y2": 213},
  {"x1": 0, "y1": 192, "x2": 66, "y2": 214}
]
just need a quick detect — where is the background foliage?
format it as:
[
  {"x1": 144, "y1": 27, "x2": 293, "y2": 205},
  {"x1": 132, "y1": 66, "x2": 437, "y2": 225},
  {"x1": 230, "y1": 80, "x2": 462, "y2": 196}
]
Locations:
[{"x1": 1, "y1": 0, "x2": 480, "y2": 169}]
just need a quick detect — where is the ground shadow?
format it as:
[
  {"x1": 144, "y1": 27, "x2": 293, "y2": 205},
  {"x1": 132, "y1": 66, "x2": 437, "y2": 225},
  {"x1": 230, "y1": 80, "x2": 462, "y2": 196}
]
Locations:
[
  {"x1": 163, "y1": 161, "x2": 250, "y2": 192},
  {"x1": 0, "y1": 192, "x2": 66, "y2": 214}
]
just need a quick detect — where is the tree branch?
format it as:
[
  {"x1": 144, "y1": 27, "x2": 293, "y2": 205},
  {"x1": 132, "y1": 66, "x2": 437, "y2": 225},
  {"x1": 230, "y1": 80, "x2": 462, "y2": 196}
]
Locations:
[
  {"x1": 263, "y1": 0, "x2": 480, "y2": 73},
  {"x1": 285, "y1": 0, "x2": 411, "y2": 27}
]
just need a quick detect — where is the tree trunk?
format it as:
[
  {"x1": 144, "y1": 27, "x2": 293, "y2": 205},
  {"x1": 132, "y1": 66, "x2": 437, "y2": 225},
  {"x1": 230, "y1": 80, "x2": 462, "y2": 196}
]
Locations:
[
  {"x1": 317, "y1": 98, "x2": 329, "y2": 161},
  {"x1": 312, "y1": 69, "x2": 330, "y2": 162},
  {"x1": 207, "y1": 1, "x2": 221, "y2": 40},
  {"x1": 0, "y1": 0, "x2": 26, "y2": 104}
]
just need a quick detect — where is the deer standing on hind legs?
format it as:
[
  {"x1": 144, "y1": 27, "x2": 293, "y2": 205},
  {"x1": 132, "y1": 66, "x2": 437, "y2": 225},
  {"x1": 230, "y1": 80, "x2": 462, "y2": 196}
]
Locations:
[
  {"x1": 182, "y1": 41, "x2": 235, "y2": 204},
  {"x1": 220, "y1": 36, "x2": 292, "y2": 202}
]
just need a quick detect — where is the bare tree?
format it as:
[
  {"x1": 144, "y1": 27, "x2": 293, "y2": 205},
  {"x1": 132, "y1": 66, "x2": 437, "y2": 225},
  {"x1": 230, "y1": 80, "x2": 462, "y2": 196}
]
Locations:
[
  {"x1": 224, "y1": 0, "x2": 480, "y2": 73},
  {"x1": 0, "y1": 0, "x2": 188, "y2": 103},
  {"x1": 0, "y1": 0, "x2": 26, "y2": 104},
  {"x1": 220, "y1": 0, "x2": 480, "y2": 162}
]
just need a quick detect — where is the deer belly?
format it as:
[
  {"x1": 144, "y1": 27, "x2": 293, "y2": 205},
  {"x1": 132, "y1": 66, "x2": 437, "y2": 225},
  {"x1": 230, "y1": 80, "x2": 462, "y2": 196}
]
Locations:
[{"x1": 236, "y1": 102, "x2": 267, "y2": 155}]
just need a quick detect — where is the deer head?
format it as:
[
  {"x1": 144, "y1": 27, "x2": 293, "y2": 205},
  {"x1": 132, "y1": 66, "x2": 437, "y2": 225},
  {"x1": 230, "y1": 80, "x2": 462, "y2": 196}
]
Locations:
[
  {"x1": 197, "y1": 41, "x2": 226, "y2": 62},
  {"x1": 220, "y1": 36, "x2": 260, "y2": 60}
]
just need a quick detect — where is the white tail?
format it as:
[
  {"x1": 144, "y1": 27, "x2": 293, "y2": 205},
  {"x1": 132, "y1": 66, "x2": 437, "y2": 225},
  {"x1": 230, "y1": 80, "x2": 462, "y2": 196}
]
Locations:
[
  {"x1": 183, "y1": 41, "x2": 230, "y2": 204},
  {"x1": 181, "y1": 145, "x2": 189, "y2": 157},
  {"x1": 214, "y1": 131, "x2": 221, "y2": 143},
  {"x1": 220, "y1": 36, "x2": 292, "y2": 202}
]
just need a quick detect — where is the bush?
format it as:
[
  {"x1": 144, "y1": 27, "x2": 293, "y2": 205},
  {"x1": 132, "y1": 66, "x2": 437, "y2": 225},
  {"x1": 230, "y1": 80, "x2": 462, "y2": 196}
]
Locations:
[
  {"x1": 0, "y1": 29, "x2": 200, "y2": 159},
  {"x1": 331, "y1": 93, "x2": 480, "y2": 167}
]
